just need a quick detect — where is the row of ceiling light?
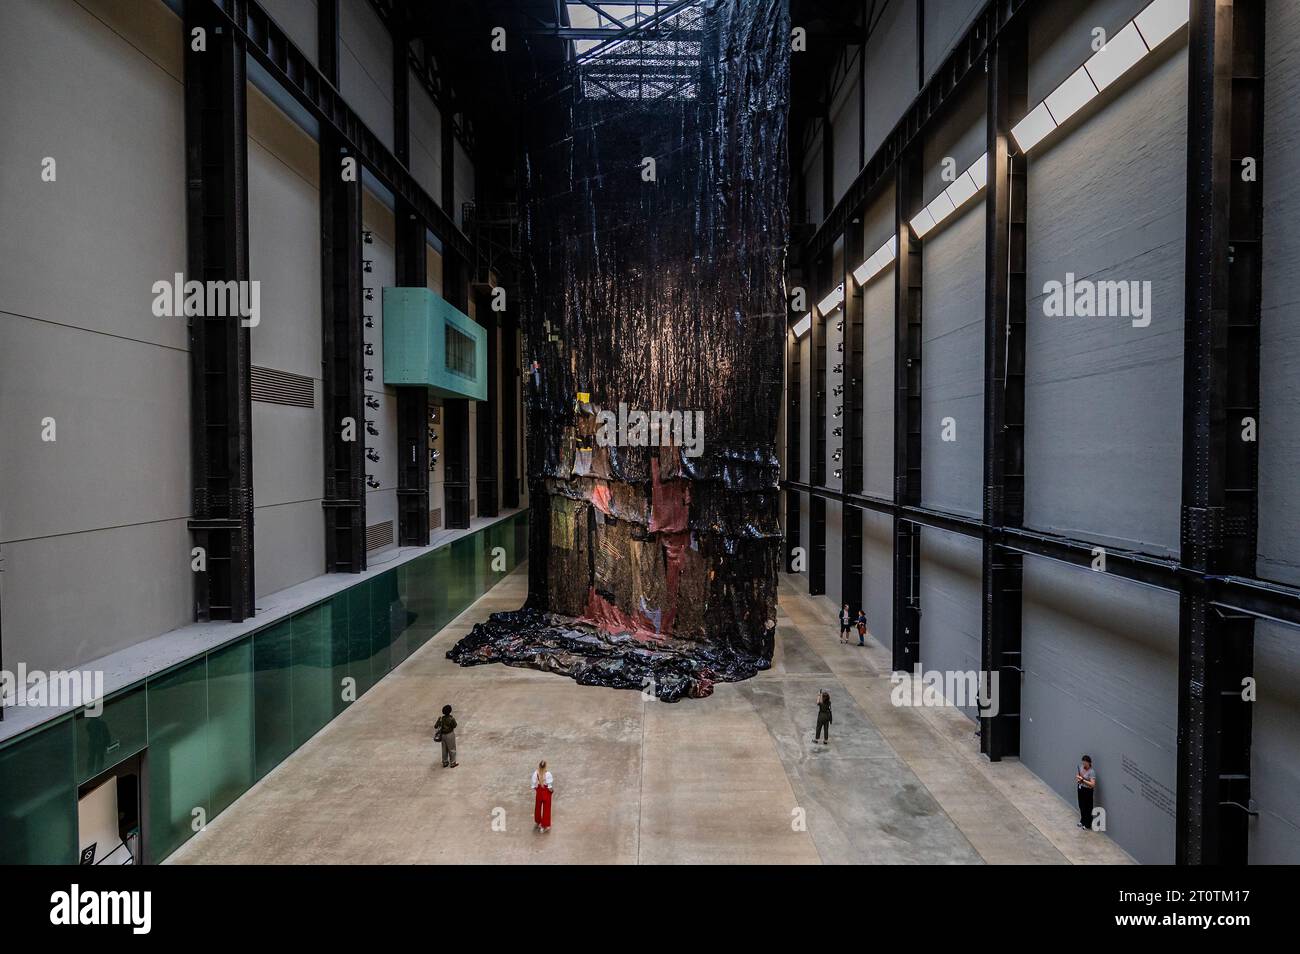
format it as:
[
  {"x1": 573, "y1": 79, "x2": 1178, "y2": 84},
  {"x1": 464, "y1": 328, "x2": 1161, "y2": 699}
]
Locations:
[{"x1": 793, "y1": 0, "x2": 1188, "y2": 340}]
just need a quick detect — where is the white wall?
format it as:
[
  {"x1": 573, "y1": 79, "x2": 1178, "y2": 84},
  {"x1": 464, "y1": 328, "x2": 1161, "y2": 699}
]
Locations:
[
  {"x1": 248, "y1": 87, "x2": 325, "y2": 598},
  {"x1": 0, "y1": 0, "x2": 191, "y2": 670}
]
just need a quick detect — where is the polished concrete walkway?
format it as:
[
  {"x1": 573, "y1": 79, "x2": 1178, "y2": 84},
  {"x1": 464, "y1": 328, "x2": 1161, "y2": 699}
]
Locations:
[{"x1": 169, "y1": 566, "x2": 1133, "y2": 864}]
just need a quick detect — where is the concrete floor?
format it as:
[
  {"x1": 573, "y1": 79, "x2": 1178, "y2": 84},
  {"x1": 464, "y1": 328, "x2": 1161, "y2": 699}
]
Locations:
[{"x1": 169, "y1": 566, "x2": 1133, "y2": 864}]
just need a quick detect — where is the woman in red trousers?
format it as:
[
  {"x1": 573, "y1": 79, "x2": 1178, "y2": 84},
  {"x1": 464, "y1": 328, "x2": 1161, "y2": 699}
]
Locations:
[{"x1": 531, "y1": 760, "x2": 554, "y2": 833}]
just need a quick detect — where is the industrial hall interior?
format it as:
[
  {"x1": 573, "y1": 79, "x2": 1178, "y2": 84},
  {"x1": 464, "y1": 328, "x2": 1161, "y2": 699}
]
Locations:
[{"x1": 0, "y1": 0, "x2": 1296, "y2": 870}]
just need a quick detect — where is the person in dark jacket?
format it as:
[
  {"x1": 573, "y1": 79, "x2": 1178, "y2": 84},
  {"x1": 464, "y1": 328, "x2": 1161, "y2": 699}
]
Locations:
[
  {"x1": 838, "y1": 605, "x2": 852, "y2": 644},
  {"x1": 855, "y1": 610, "x2": 867, "y2": 646},
  {"x1": 435, "y1": 704, "x2": 458, "y2": 768},
  {"x1": 1076, "y1": 755, "x2": 1096, "y2": 829},
  {"x1": 814, "y1": 690, "x2": 832, "y2": 745}
]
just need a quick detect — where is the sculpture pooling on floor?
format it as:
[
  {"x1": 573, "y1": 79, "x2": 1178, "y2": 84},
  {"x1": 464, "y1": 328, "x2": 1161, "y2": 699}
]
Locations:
[{"x1": 449, "y1": 0, "x2": 790, "y2": 701}]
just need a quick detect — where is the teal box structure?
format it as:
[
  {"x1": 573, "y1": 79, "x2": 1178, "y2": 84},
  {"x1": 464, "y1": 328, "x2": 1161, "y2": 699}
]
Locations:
[{"x1": 382, "y1": 286, "x2": 487, "y2": 400}]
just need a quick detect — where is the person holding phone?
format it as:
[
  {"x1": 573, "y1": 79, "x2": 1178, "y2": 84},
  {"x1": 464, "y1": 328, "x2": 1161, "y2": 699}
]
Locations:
[
  {"x1": 815, "y1": 690, "x2": 832, "y2": 745},
  {"x1": 1076, "y1": 755, "x2": 1097, "y2": 830},
  {"x1": 839, "y1": 604, "x2": 852, "y2": 644}
]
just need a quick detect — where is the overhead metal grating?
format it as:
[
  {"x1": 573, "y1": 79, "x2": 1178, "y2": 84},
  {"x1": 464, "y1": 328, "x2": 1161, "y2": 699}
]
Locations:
[{"x1": 567, "y1": 1, "x2": 704, "y2": 101}]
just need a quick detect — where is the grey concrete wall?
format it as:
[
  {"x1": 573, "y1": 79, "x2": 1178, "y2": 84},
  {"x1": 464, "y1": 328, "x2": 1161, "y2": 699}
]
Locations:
[
  {"x1": 798, "y1": 492, "x2": 810, "y2": 582},
  {"x1": 861, "y1": 187, "x2": 895, "y2": 500},
  {"x1": 863, "y1": 0, "x2": 917, "y2": 161},
  {"x1": 862, "y1": 509, "x2": 893, "y2": 642},
  {"x1": 829, "y1": 56, "x2": 861, "y2": 206},
  {"x1": 1249, "y1": 620, "x2": 1300, "y2": 863},
  {"x1": 1260, "y1": 0, "x2": 1300, "y2": 587},
  {"x1": 918, "y1": 529, "x2": 982, "y2": 720},
  {"x1": 454, "y1": 139, "x2": 475, "y2": 229},
  {"x1": 262, "y1": 0, "x2": 318, "y2": 67},
  {"x1": 0, "y1": 0, "x2": 192, "y2": 671},
  {"x1": 410, "y1": 73, "x2": 444, "y2": 209},
  {"x1": 1024, "y1": 0, "x2": 1185, "y2": 555},
  {"x1": 920, "y1": 83, "x2": 985, "y2": 518},
  {"x1": 340, "y1": 0, "x2": 393, "y2": 152},
  {"x1": 799, "y1": 333, "x2": 811, "y2": 481},
  {"x1": 248, "y1": 87, "x2": 326, "y2": 598},
  {"x1": 1020, "y1": 556, "x2": 1178, "y2": 864},
  {"x1": 1248, "y1": 1, "x2": 1300, "y2": 862},
  {"x1": 803, "y1": 131, "x2": 824, "y2": 225},
  {"x1": 923, "y1": 0, "x2": 984, "y2": 85},
  {"x1": 826, "y1": 500, "x2": 843, "y2": 606}
]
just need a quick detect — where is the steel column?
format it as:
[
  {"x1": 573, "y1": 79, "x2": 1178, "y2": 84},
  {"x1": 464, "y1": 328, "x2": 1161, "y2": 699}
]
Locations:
[
  {"x1": 842, "y1": 219, "x2": 866, "y2": 608},
  {"x1": 501, "y1": 311, "x2": 521, "y2": 510},
  {"x1": 395, "y1": 206, "x2": 431, "y2": 547},
  {"x1": 476, "y1": 298, "x2": 500, "y2": 518},
  {"x1": 892, "y1": 150, "x2": 923, "y2": 671},
  {"x1": 1177, "y1": 0, "x2": 1262, "y2": 866},
  {"x1": 319, "y1": 130, "x2": 366, "y2": 573},
  {"x1": 184, "y1": 0, "x2": 255, "y2": 622},
  {"x1": 979, "y1": 17, "x2": 1028, "y2": 761}
]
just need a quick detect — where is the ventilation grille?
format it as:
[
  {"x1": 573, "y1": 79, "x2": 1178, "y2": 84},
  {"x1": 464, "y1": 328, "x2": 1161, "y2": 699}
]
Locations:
[
  {"x1": 251, "y1": 366, "x2": 314, "y2": 407},
  {"x1": 365, "y1": 520, "x2": 394, "y2": 552},
  {"x1": 430, "y1": 508, "x2": 442, "y2": 530}
]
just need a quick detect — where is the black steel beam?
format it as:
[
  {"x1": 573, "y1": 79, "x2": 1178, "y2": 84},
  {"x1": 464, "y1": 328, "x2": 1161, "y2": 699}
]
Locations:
[
  {"x1": 1176, "y1": 0, "x2": 1262, "y2": 866},
  {"x1": 785, "y1": 310, "x2": 804, "y2": 572},
  {"x1": 476, "y1": 298, "x2": 500, "y2": 518},
  {"x1": 443, "y1": 398, "x2": 472, "y2": 530},
  {"x1": 979, "y1": 16, "x2": 1027, "y2": 762},
  {"x1": 501, "y1": 311, "x2": 520, "y2": 510},
  {"x1": 318, "y1": 0, "x2": 340, "y2": 86},
  {"x1": 394, "y1": 206, "x2": 431, "y2": 547},
  {"x1": 842, "y1": 217, "x2": 865, "y2": 608},
  {"x1": 203, "y1": 0, "x2": 474, "y2": 263},
  {"x1": 892, "y1": 150, "x2": 923, "y2": 672},
  {"x1": 803, "y1": 0, "x2": 1032, "y2": 265},
  {"x1": 320, "y1": 128, "x2": 367, "y2": 573},
  {"x1": 184, "y1": 0, "x2": 255, "y2": 623}
]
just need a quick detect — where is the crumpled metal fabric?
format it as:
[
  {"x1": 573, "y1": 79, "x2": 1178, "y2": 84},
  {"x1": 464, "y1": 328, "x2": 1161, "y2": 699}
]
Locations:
[
  {"x1": 462, "y1": 0, "x2": 790, "y2": 697},
  {"x1": 448, "y1": 608, "x2": 769, "y2": 703}
]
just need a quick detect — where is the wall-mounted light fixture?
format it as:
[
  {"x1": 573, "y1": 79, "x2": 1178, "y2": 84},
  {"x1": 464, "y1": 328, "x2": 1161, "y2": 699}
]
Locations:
[
  {"x1": 852, "y1": 236, "x2": 898, "y2": 287},
  {"x1": 1010, "y1": 0, "x2": 1189, "y2": 154},
  {"x1": 910, "y1": 152, "x2": 989, "y2": 239},
  {"x1": 792, "y1": 312, "x2": 812, "y2": 338},
  {"x1": 817, "y1": 284, "x2": 845, "y2": 315}
]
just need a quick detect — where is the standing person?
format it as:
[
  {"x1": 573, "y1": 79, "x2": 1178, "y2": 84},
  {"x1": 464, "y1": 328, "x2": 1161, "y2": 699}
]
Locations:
[
  {"x1": 855, "y1": 609, "x2": 867, "y2": 646},
  {"x1": 1076, "y1": 755, "x2": 1096, "y2": 830},
  {"x1": 435, "y1": 705, "x2": 458, "y2": 768},
  {"x1": 838, "y1": 604, "x2": 852, "y2": 644},
  {"x1": 532, "y1": 760, "x2": 554, "y2": 833},
  {"x1": 814, "y1": 690, "x2": 832, "y2": 745}
]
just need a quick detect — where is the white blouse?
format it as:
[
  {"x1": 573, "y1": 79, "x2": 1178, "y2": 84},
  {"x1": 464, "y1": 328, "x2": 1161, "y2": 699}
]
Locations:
[{"x1": 531, "y1": 770, "x2": 554, "y2": 790}]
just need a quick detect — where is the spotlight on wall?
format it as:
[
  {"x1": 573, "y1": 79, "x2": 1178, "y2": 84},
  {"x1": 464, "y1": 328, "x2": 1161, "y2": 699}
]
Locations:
[
  {"x1": 366, "y1": 395, "x2": 380, "y2": 410},
  {"x1": 910, "y1": 153, "x2": 989, "y2": 239},
  {"x1": 833, "y1": 468, "x2": 843, "y2": 480},
  {"x1": 832, "y1": 448, "x2": 842, "y2": 462},
  {"x1": 363, "y1": 259, "x2": 374, "y2": 274},
  {"x1": 365, "y1": 314, "x2": 375, "y2": 329},
  {"x1": 364, "y1": 342, "x2": 374, "y2": 356},
  {"x1": 833, "y1": 426, "x2": 843, "y2": 437},
  {"x1": 1011, "y1": 0, "x2": 1189, "y2": 154},
  {"x1": 792, "y1": 312, "x2": 812, "y2": 338},
  {"x1": 366, "y1": 420, "x2": 379, "y2": 437},
  {"x1": 363, "y1": 230, "x2": 374, "y2": 245},
  {"x1": 852, "y1": 236, "x2": 898, "y2": 287},
  {"x1": 366, "y1": 475, "x2": 380, "y2": 490},
  {"x1": 817, "y1": 284, "x2": 845, "y2": 315},
  {"x1": 366, "y1": 448, "x2": 380, "y2": 463}
]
